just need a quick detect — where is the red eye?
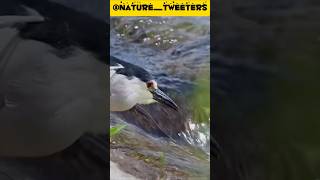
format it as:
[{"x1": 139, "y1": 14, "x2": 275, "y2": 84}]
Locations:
[{"x1": 146, "y1": 82, "x2": 153, "y2": 88}]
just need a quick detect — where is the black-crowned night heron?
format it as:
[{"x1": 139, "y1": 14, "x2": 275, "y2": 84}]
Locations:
[
  {"x1": 110, "y1": 56, "x2": 178, "y2": 112},
  {"x1": 0, "y1": 0, "x2": 107, "y2": 157}
]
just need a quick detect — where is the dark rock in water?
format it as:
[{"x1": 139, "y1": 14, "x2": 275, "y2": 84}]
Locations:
[{"x1": 115, "y1": 101, "x2": 188, "y2": 139}]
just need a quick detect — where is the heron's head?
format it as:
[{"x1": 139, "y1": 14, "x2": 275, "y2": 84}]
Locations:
[
  {"x1": 145, "y1": 80, "x2": 178, "y2": 111},
  {"x1": 110, "y1": 57, "x2": 178, "y2": 111}
]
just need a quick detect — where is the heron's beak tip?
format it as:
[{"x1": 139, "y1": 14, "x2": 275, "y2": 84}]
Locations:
[{"x1": 152, "y1": 89, "x2": 179, "y2": 111}]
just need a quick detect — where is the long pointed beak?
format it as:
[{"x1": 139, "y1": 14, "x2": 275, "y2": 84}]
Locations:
[{"x1": 152, "y1": 89, "x2": 179, "y2": 111}]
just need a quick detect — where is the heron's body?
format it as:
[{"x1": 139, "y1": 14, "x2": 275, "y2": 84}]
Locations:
[
  {"x1": 110, "y1": 57, "x2": 155, "y2": 111},
  {"x1": 110, "y1": 72, "x2": 154, "y2": 111}
]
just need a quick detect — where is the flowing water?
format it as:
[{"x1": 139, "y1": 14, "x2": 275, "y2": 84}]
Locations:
[{"x1": 110, "y1": 17, "x2": 210, "y2": 179}]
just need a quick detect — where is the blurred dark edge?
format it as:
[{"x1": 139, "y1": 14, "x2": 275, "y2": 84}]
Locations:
[
  {"x1": 0, "y1": 0, "x2": 110, "y2": 179},
  {"x1": 211, "y1": 0, "x2": 320, "y2": 179},
  {"x1": 49, "y1": 0, "x2": 108, "y2": 22}
]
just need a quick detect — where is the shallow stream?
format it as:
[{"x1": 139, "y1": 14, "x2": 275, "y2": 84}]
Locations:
[{"x1": 110, "y1": 17, "x2": 210, "y2": 179}]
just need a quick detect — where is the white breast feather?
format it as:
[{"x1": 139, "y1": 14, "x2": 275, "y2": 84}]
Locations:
[{"x1": 110, "y1": 70, "x2": 155, "y2": 111}]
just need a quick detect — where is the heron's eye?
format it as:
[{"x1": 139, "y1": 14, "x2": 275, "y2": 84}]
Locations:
[
  {"x1": 146, "y1": 82, "x2": 153, "y2": 88},
  {"x1": 146, "y1": 80, "x2": 158, "y2": 90}
]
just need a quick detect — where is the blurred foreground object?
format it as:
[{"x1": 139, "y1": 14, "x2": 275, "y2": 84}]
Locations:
[
  {"x1": 213, "y1": 0, "x2": 320, "y2": 179},
  {"x1": 0, "y1": 0, "x2": 107, "y2": 179}
]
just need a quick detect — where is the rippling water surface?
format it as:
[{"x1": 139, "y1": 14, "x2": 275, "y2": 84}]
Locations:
[{"x1": 110, "y1": 17, "x2": 210, "y2": 179}]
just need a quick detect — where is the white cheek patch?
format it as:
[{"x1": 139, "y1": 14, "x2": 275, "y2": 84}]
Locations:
[{"x1": 153, "y1": 80, "x2": 158, "y2": 89}]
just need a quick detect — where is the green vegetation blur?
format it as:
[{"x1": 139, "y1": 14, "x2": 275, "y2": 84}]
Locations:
[
  {"x1": 213, "y1": 1, "x2": 320, "y2": 179},
  {"x1": 262, "y1": 23, "x2": 320, "y2": 179},
  {"x1": 191, "y1": 69, "x2": 210, "y2": 125}
]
